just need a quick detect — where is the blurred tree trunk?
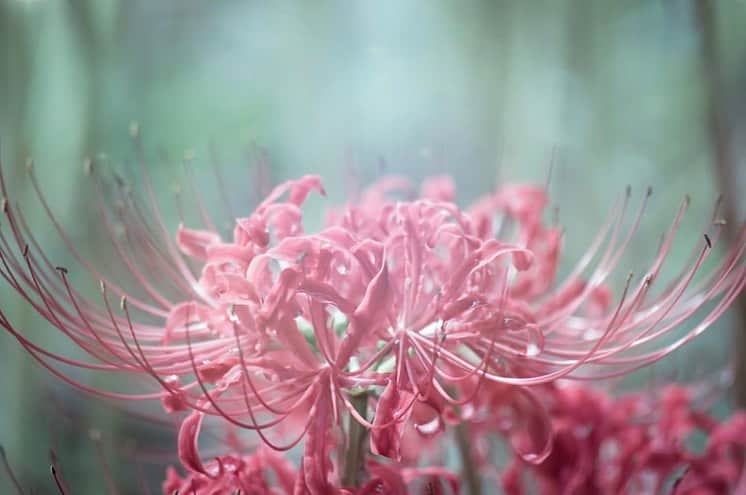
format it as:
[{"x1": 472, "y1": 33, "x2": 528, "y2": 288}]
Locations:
[
  {"x1": 0, "y1": 2, "x2": 121, "y2": 490},
  {"x1": 0, "y1": 4, "x2": 35, "y2": 492},
  {"x1": 693, "y1": 0, "x2": 746, "y2": 406}
]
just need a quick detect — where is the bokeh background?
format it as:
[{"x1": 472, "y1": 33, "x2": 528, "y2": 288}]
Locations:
[{"x1": 1, "y1": 1, "x2": 744, "y2": 493}]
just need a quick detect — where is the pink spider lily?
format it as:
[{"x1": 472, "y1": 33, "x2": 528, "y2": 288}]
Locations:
[
  {"x1": 3, "y1": 436, "x2": 460, "y2": 495},
  {"x1": 352, "y1": 460, "x2": 459, "y2": 495},
  {"x1": 163, "y1": 445, "x2": 297, "y2": 495},
  {"x1": 0, "y1": 136, "x2": 744, "y2": 493},
  {"x1": 501, "y1": 383, "x2": 746, "y2": 495},
  {"x1": 172, "y1": 436, "x2": 459, "y2": 495}
]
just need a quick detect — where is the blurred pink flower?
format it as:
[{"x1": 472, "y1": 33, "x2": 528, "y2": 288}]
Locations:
[
  {"x1": 501, "y1": 383, "x2": 746, "y2": 494},
  {"x1": 163, "y1": 446, "x2": 296, "y2": 495}
]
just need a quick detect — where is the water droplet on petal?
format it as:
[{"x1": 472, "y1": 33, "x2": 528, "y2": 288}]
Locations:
[
  {"x1": 525, "y1": 324, "x2": 544, "y2": 357},
  {"x1": 414, "y1": 416, "x2": 442, "y2": 437},
  {"x1": 583, "y1": 328, "x2": 604, "y2": 341},
  {"x1": 521, "y1": 453, "x2": 539, "y2": 463}
]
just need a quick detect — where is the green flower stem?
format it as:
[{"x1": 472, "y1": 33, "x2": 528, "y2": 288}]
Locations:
[{"x1": 341, "y1": 391, "x2": 369, "y2": 488}]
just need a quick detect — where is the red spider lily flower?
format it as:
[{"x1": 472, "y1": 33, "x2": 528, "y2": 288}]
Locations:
[
  {"x1": 0, "y1": 140, "x2": 744, "y2": 494},
  {"x1": 500, "y1": 383, "x2": 746, "y2": 495},
  {"x1": 163, "y1": 445, "x2": 297, "y2": 495},
  {"x1": 353, "y1": 460, "x2": 459, "y2": 495},
  {"x1": 678, "y1": 412, "x2": 746, "y2": 493}
]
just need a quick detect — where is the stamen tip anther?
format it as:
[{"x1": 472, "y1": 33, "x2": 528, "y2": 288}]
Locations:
[
  {"x1": 120, "y1": 296, "x2": 127, "y2": 311},
  {"x1": 99, "y1": 280, "x2": 106, "y2": 294},
  {"x1": 55, "y1": 266, "x2": 68, "y2": 275},
  {"x1": 714, "y1": 218, "x2": 727, "y2": 226},
  {"x1": 704, "y1": 233, "x2": 712, "y2": 248},
  {"x1": 684, "y1": 194, "x2": 691, "y2": 207},
  {"x1": 1, "y1": 197, "x2": 7, "y2": 213},
  {"x1": 24, "y1": 158, "x2": 33, "y2": 173},
  {"x1": 625, "y1": 185, "x2": 631, "y2": 197},
  {"x1": 646, "y1": 186, "x2": 653, "y2": 197},
  {"x1": 22, "y1": 244, "x2": 29, "y2": 257}
]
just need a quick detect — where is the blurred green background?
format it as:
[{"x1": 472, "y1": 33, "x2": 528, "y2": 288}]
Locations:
[{"x1": 1, "y1": 1, "x2": 744, "y2": 493}]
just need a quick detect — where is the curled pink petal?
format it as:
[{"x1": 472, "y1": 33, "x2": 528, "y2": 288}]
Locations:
[
  {"x1": 178, "y1": 411, "x2": 206, "y2": 475},
  {"x1": 176, "y1": 224, "x2": 221, "y2": 260}
]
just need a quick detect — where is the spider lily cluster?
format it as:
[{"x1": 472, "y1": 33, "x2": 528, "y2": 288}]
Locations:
[{"x1": 0, "y1": 142, "x2": 744, "y2": 494}]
